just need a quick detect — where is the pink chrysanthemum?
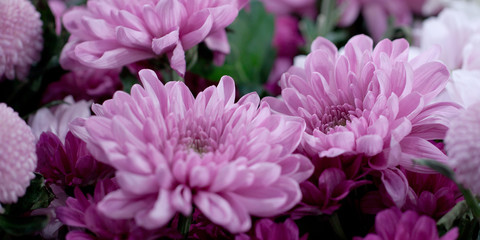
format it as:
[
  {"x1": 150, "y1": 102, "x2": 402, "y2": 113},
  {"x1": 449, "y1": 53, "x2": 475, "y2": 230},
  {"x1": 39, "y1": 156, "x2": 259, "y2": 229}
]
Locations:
[
  {"x1": 354, "y1": 208, "x2": 458, "y2": 240},
  {"x1": 0, "y1": 0, "x2": 43, "y2": 80},
  {"x1": 0, "y1": 103, "x2": 37, "y2": 211},
  {"x1": 265, "y1": 35, "x2": 459, "y2": 172},
  {"x1": 60, "y1": 0, "x2": 247, "y2": 76},
  {"x1": 445, "y1": 101, "x2": 480, "y2": 196},
  {"x1": 71, "y1": 69, "x2": 314, "y2": 233}
]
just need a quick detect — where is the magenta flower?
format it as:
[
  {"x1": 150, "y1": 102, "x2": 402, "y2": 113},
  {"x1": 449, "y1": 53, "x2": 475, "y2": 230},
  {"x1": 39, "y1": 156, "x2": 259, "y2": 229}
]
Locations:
[
  {"x1": 259, "y1": 0, "x2": 316, "y2": 18},
  {"x1": 57, "y1": 179, "x2": 177, "y2": 240},
  {"x1": 266, "y1": 16, "x2": 305, "y2": 96},
  {"x1": 0, "y1": 103, "x2": 37, "y2": 212},
  {"x1": 294, "y1": 155, "x2": 370, "y2": 216},
  {"x1": 235, "y1": 218, "x2": 307, "y2": 240},
  {"x1": 265, "y1": 35, "x2": 459, "y2": 173},
  {"x1": 273, "y1": 16, "x2": 304, "y2": 59},
  {"x1": 338, "y1": 0, "x2": 413, "y2": 41},
  {"x1": 42, "y1": 68, "x2": 122, "y2": 103},
  {"x1": 71, "y1": 69, "x2": 314, "y2": 233},
  {"x1": 354, "y1": 208, "x2": 458, "y2": 240},
  {"x1": 0, "y1": 0, "x2": 43, "y2": 80},
  {"x1": 60, "y1": 0, "x2": 247, "y2": 76},
  {"x1": 361, "y1": 169, "x2": 462, "y2": 219},
  {"x1": 36, "y1": 131, "x2": 113, "y2": 187},
  {"x1": 445, "y1": 101, "x2": 480, "y2": 196}
]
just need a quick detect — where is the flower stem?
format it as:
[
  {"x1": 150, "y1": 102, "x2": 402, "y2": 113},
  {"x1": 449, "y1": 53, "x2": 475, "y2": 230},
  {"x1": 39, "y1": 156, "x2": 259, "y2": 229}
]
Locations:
[
  {"x1": 329, "y1": 213, "x2": 347, "y2": 240},
  {"x1": 459, "y1": 186, "x2": 480, "y2": 220},
  {"x1": 178, "y1": 214, "x2": 192, "y2": 239}
]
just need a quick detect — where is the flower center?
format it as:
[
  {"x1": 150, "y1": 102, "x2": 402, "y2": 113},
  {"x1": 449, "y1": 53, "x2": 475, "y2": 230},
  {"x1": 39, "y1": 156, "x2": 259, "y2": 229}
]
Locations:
[
  {"x1": 318, "y1": 104, "x2": 355, "y2": 134},
  {"x1": 187, "y1": 138, "x2": 209, "y2": 155}
]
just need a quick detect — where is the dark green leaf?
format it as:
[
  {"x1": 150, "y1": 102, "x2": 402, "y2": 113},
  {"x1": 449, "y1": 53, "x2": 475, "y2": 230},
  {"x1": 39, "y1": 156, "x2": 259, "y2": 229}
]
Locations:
[
  {"x1": 413, "y1": 159, "x2": 456, "y2": 181},
  {"x1": 0, "y1": 215, "x2": 49, "y2": 237},
  {"x1": 4, "y1": 174, "x2": 53, "y2": 215},
  {"x1": 191, "y1": 1, "x2": 276, "y2": 95},
  {"x1": 120, "y1": 67, "x2": 139, "y2": 93}
]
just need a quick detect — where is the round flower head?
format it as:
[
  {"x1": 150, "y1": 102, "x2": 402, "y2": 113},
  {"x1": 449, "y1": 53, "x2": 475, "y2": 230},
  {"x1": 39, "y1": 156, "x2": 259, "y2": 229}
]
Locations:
[
  {"x1": 0, "y1": 0, "x2": 43, "y2": 80},
  {"x1": 60, "y1": 0, "x2": 247, "y2": 76},
  {"x1": 265, "y1": 35, "x2": 459, "y2": 172},
  {"x1": 0, "y1": 103, "x2": 37, "y2": 211},
  {"x1": 71, "y1": 69, "x2": 314, "y2": 233},
  {"x1": 445, "y1": 101, "x2": 480, "y2": 196}
]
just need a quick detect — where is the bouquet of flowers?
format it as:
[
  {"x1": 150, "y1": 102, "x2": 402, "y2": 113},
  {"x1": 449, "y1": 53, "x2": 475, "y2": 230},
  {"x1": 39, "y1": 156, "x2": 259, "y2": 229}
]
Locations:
[{"x1": 1, "y1": 0, "x2": 480, "y2": 239}]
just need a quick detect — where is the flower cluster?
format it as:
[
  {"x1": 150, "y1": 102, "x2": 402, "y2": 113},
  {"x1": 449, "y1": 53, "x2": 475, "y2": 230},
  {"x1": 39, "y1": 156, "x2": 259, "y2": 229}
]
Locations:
[{"x1": 3, "y1": 0, "x2": 480, "y2": 239}]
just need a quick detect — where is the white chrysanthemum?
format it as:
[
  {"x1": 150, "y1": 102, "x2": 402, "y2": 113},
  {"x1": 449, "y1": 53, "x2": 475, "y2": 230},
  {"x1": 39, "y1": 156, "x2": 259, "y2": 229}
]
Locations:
[
  {"x1": 0, "y1": 0, "x2": 43, "y2": 80},
  {"x1": 0, "y1": 103, "x2": 37, "y2": 212},
  {"x1": 445, "y1": 101, "x2": 480, "y2": 196}
]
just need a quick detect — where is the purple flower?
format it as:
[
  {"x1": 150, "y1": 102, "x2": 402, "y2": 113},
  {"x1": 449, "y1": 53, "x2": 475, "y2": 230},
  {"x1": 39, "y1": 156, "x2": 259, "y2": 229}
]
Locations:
[
  {"x1": 42, "y1": 68, "x2": 122, "y2": 103},
  {"x1": 235, "y1": 218, "x2": 307, "y2": 240},
  {"x1": 361, "y1": 169, "x2": 462, "y2": 219},
  {"x1": 354, "y1": 208, "x2": 458, "y2": 240},
  {"x1": 273, "y1": 16, "x2": 304, "y2": 59},
  {"x1": 0, "y1": 0, "x2": 43, "y2": 80},
  {"x1": 294, "y1": 155, "x2": 370, "y2": 216},
  {"x1": 445, "y1": 101, "x2": 480, "y2": 196},
  {"x1": 265, "y1": 16, "x2": 305, "y2": 96},
  {"x1": 265, "y1": 35, "x2": 459, "y2": 173},
  {"x1": 57, "y1": 179, "x2": 176, "y2": 240},
  {"x1": 338, "y1": 0, "x2": 414, "y2": 41},
  {"x1": 60, "y1": 0, "x2": 247, "y2": 76},
  {"x1": 0, "y1": 103, "x2": 37, "y2": 212},
  {"x1": 71, "y1": 69, "x2": 314, "y2": 233},
  {"x1": 36, "y1": 131, "x2": 113, "y2": 187},
  {"x1": 259, "y1": 0, "x2": 316, "y2": 18}
]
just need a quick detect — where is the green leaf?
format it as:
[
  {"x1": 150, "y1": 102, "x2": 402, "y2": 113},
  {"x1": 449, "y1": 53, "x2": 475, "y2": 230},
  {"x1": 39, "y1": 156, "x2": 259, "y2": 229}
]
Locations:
[
  {"x1": 413, "y1": 159, "x2": 455, "y2": 181},
  {"x1": 191, "y1": 1, "x2": 276, "y2": 95},
  {"x1": 0, "y1": 215, "x2": 49, "y2": 237},
  {"x1": 437, "y1": 200, "x2": 469, "y2": 230},
  {"x1": 4, "y1": 174, "x2": 53, "y2": 215},
  {"x1": 120, "y1": 67, "x2": 139, "y2": 93},
  {"x1": 415, "y1": 159, "x2": 480, "y2": 221}
]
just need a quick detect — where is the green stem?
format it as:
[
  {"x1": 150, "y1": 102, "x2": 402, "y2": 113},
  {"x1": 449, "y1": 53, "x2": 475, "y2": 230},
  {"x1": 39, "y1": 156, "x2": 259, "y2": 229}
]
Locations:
[
  {"x1": 330, "y1": 213, "x2": 347, "y2": 240},
  {"x1": 460, "y1": 186, "x2": 480, "y2": 220},
  {"x1": 178, "y1": 214, "x2": 192, "y2": 239}
]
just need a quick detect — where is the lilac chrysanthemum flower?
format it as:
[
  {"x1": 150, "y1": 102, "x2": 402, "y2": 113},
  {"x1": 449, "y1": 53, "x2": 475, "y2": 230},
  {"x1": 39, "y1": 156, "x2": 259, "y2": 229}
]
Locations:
[
  {"x1": 71, "y1": 69, "x2": 314, "y2": 233},
  {"x1": 0, "y1": 103, "x2": 37, "y2": 212},
  {"x1": 0, "y1": 0, "x2": 43, "y2": 80},
  {"x1": 354, "y1": 208, "x2": 458, "y2": 240},
  {"x1": 445, "y1": 101, "x2": 480, "y2": 196},
  {"x1": 265, "y1": 35, "x2": 459, "y2": 172},
  {"x1": 29, "y1": 96, "x2": 92, "y2": 142},
  {"x1": 60, "y1": 0, "x2": 247, "y2": 76}
]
